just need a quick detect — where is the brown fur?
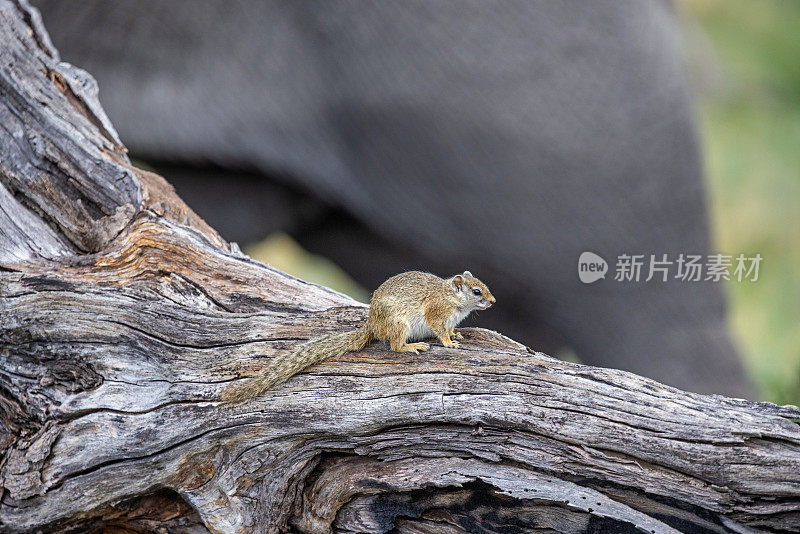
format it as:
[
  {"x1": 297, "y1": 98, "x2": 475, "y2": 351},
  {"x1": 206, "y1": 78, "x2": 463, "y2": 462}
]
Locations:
[{"x1": 221, "y1": 271, "x2": 494, "y2": 403}]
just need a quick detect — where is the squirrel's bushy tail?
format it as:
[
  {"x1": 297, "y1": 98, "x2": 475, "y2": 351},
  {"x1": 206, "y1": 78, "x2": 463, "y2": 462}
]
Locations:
[{"x1": 221, "y1": 327, "x2": 371, "y2": 403}]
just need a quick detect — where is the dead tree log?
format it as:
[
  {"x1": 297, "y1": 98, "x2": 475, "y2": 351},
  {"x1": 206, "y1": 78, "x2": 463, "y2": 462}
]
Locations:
[{"x1": 1, "y1": 2, "x2": 799, "y2": 532}]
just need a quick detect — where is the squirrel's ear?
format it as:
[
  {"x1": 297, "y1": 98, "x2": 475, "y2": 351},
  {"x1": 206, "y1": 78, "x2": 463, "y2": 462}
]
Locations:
[
  {"x1": 452, "y1": 275, "x2": 464, "y2": 291},
  {"x1": 463, "y1": 270, "x2": 472, "y2": 277}
]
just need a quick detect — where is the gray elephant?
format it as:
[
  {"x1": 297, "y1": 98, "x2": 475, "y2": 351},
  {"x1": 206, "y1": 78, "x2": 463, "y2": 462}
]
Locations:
[{"x1": 33, "y1": 0, "x2": 753, "y2": 397}]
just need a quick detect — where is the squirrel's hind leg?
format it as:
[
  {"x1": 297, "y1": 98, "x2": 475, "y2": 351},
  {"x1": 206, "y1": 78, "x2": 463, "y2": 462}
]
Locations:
[
  {"x1": 398, "y1": 342, "x2": 430, "y2": 354},
  {"x1": 387, "y1": 322, "x2": 430, "y2": 354}
]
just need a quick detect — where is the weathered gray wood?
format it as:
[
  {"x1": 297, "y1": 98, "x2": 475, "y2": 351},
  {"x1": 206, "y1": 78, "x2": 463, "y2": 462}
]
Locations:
[
  {"x1": 1, "y1": 1, "x2": 800, "y2": 532},
  {"x1": 0, "y1": 0, "x2": 139, "y2": 256}
]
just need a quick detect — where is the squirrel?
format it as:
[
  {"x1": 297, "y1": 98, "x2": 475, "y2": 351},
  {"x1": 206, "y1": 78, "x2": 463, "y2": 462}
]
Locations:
[{"x1": 221, "y1": 270, "x2": 495, "y2": 403}]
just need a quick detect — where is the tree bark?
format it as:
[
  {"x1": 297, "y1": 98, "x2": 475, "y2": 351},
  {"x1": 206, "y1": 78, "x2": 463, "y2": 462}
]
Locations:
[{"x1": 1, "y1": 1, "x2": 799, "y2": 533}]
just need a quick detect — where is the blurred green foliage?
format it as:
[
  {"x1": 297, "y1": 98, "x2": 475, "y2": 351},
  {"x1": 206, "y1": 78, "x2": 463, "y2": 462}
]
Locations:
[
  {"x1": 679, "y1": 0, "x2": 800, "y2": 403},
  {"x1": 245, "y1": 233, "x2": 369, "y2": 304}
]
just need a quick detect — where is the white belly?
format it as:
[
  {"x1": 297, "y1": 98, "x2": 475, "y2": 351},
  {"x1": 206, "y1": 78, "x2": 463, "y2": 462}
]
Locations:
[{"x1": 407, "y1": 313, "x2": 435, "y2": 341}]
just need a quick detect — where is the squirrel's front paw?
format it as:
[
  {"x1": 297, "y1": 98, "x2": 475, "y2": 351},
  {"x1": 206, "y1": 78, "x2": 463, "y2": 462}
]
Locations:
[
  {"x1": 452, "y1": 331, "x2": 464, "y2": 340},
  {"x1": 442, "y1": 339, "x2": 461, "y2": 348}
]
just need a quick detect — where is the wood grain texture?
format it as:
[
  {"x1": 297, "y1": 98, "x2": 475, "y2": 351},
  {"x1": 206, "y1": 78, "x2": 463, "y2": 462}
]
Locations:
[{"x1": 1, "y1": 1, "x2": 799, "y2": 532}]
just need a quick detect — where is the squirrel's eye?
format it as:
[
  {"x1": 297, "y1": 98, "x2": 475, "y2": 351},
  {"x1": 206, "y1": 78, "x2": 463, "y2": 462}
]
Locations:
[{"x1": 472, "y1": 288, "x2": 482, "y2": 296}]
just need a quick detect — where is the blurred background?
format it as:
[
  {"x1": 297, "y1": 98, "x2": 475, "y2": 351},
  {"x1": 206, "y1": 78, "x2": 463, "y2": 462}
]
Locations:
[
  {"x1": 677, "y1": 0, "x2": 800, "y2": 403},
  {"x1": 34, "y1": 0, "x2": 799, "y2": 403},
  {"x1": 251, "y1": 1, "x2": 800, "y2": 403}
]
